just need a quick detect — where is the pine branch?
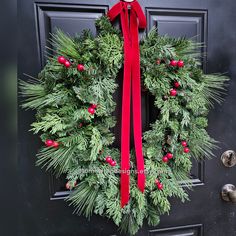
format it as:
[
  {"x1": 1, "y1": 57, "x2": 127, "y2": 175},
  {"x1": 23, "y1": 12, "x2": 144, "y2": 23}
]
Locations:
[{"x1": 67, "y1": 181, "x2": 99, "y2": 218}]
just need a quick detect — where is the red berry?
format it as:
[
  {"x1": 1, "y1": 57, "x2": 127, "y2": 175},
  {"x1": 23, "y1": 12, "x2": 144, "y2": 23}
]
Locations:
[
  {"x1": 77, "y1": 64, "x2": 85, "y2": 71},
  {"x1": 79, "y1": 123, "x2": 83, "y2": 128},
  {"x1": 181, "y1": 141, "x2": 187, "y2": 147},
  {"x1": 88, "y1": 107, "x2": 95, "y2": 115},
  {"x1": 166, "y1": 153, "x2": 173, "y2": 159},
  {"x1": 156, "y1": 59, "x2": 161, "y2": 65},
  {"x1": 65, "y1": 182, "x2": 70, "y2": 190},
  {"x1": 90, "y1": 104, "x2": 97, "y2": 109},
  {"x1": 174, "y1": 81, "x2": 180, "y2": 88},
  {"x1": 155, "y1": 179, "x2": 160, "y2": 185},
  {"x1": 184, "y1": 147, "x2": 190, "y2": 153},
  {"x1": 170, "y1": 60, "x2": 178, "y2": 67},
  {"x1": 64, "y1": 60, "x2": 71, "y2": 68},
  {"x1": 170, "y1": 89, "x2": 177, "y2": 97},
  {"x1": 58, "y1": 56, "x2": 66, "y2": 64},
  {"x1": 110, "y1": 160, "x2": 116, "y2": 166},
  {"x1": 162, "y1": 156, "x2": 169, "y2": 163},
  {"x1": 157, "y1": 183, "x2": 163, "y2": 190},
  {"x1": 52, "y1": 141, "x2": 59, "y2": 148},
  {"x1": 106, "y1": 156, "x2": 112, "y2": 163},
  {"x1": 45, "y1": 139, "x2": 54, "y2": 147},
  {"x1": 177, "y1": 60, "x2": 184, "y2": 68}
]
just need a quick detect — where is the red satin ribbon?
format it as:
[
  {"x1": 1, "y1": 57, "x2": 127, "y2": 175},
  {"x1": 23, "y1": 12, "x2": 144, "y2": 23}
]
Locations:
[{"x1": 107, "y1": 0, "x2": 146, "y2": 207}]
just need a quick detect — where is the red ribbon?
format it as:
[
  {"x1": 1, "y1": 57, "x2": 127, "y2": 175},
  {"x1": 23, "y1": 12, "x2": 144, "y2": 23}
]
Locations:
[{"x1": 107, "y1": 0, "x2": 146, "y2": 207}]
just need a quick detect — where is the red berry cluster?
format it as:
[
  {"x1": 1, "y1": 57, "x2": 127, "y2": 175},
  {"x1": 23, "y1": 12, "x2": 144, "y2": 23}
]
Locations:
[
  {"x1": 58, "y1": 56, "x2": 85, "y2": 71},
  {"x1": 45, "y1": 139, "x2": 59, "y2": 148},
  {"x1": 169, "y1": 59, "x2": 184, "y2": 68},
  {"x1": 155, "y1": 179, "x2": 163, "y2": 190},
  {"x1": 58, "y1": 56, "x2": 71, "y2": 68},
  {"x1": 162, "y1": 152, "x2": 173, "y2": 163},
  {"x1": 105, "y1": 156, "x2": 116, "y2": 167},
  {"x1": 88, "y1": 104, "x2": 97, "y2": 115},
  {"x1": 181, "y1": 140, "x2": 190, "y2": 153},
  {"x1": 169, "y1": 59, "x2": 184, "y2": 97},
  {"x1": 155, "y1": 59, "x2": 183, "y2": 98},
  {"x1": 169, "y1": 80, "x2": 181, "y2": 97},
  {"x1": 170, "y1": 80, "x2": 182, "y2": 98},
  {"x1": 65, "y1": 181, "x2": 77, "y2": 190}
]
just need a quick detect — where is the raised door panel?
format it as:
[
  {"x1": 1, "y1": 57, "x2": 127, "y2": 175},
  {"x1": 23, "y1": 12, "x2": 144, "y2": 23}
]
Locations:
[
  {"x1": 149, "y1": 224, "x2": 203, "y2": 236},
  {"x1": 146, "y1": 8, "x2": 207, "y2": 69},
  {"x1": 146, "y1": 8, "x2": 208, "y2": 187},
  {"x1": 35, "y1": 3, "x2": 108, "y2": 66}
]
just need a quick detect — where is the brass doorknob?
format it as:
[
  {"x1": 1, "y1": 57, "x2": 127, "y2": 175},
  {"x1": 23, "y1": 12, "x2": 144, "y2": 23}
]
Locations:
[{"x1": 221, "y1": 184, "x2": 236, "y2": 203}]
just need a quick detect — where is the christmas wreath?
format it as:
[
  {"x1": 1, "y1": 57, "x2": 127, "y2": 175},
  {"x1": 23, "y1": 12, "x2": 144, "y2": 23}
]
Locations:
[{"x1": 21, "y1": 8, "x2": 228, "y2": 236}]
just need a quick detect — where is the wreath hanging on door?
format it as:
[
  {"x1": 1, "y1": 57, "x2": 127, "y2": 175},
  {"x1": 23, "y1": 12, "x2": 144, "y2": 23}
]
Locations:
[{"x1": 21, "y1": 1, "x2": 228, "y2": 234}]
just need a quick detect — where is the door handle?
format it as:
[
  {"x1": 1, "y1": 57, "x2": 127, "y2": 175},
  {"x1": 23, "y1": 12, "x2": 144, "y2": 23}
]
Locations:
[
  {"x1": 221, "y1": 184, "x2": 236, "y2": 203},
  {"x1": 221, "y1": 150, "x2": 236, "y2": 167}
]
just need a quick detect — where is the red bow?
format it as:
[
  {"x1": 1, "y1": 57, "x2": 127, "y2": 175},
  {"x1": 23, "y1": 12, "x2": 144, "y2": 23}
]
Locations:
[{"x1": 107, "y1": 0, "x2": 146, "y2": 207}]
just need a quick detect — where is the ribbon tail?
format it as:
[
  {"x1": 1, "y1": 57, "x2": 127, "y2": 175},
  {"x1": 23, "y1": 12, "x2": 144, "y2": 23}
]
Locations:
[
  {"x1": 120, "y1": 55, "x2": 132, "y2": 207},
  {"x1": 130, "y1": 8, "x2": 145, "y2": 193},
  {"x1": 108, "y1": 1, "x2": 147, "y2": 207},
  {"x1": 120, "y1": 7, "x2": 132, "y2": 208}
]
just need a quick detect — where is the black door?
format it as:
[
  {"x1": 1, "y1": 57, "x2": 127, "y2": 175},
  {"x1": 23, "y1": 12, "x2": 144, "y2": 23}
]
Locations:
[{"x1": 18, "y1": 0, "x2": 236, "y2": 235}]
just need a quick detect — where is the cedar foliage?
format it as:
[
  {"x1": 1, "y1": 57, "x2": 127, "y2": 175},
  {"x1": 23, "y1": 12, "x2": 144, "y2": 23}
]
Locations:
[{"x1": 20, "y1": 16, "x2": 228, "y2": 235}]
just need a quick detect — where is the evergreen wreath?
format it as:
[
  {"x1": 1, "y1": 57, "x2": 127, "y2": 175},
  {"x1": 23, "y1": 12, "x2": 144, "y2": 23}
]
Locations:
[{"x1": 20, "y1": 16, "x2": 228, "y2": 235}]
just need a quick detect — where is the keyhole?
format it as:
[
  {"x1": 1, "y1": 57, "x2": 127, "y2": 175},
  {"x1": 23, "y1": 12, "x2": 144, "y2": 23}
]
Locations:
[{"x1": 228, "y1": 152, "x2": 233, "y2": 166}]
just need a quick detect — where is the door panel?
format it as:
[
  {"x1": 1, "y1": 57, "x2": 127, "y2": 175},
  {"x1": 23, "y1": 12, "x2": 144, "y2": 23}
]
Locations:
[
  {"x1": 149, "y1": 224, "x2": 203, "y2": 236},
  {"x1": 146, "y1": 8, "x2": 207, "y2": 71},
  {"x1": 36, "y1": 3, "x2": 108, "y2": 66},
  {"x1": 18, "y1": 0, "x2": 236, "y2": 235}
]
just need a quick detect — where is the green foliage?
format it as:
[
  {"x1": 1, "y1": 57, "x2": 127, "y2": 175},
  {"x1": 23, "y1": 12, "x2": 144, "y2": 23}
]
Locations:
[
  {"x1": 20, "y1": 16, "x2": 228, "y2": 235},
  {"x1": 68, "y1": 181, "x2": 99, "y2": 218}
]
